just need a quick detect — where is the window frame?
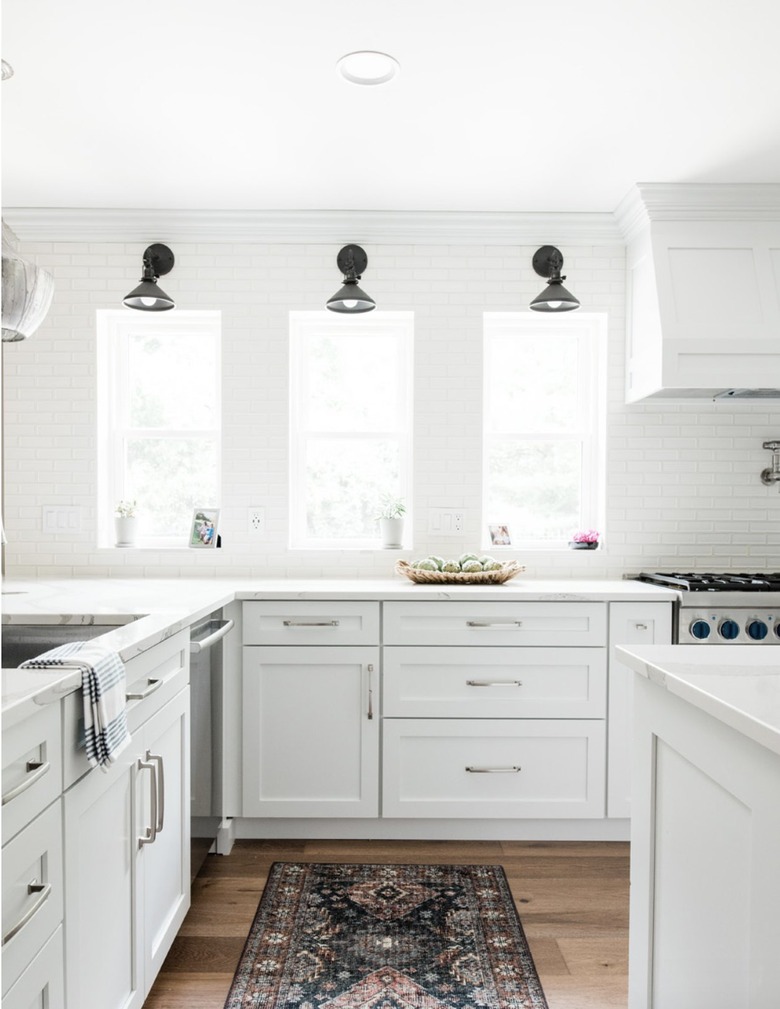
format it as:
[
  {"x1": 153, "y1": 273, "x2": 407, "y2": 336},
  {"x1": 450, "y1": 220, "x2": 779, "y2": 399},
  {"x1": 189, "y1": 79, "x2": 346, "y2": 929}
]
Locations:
[
  {"x1": 482, "y1": 311, "x2": 606, "y2": 550},
  {"x1": 96, "y1": 309, "x2": 222, "y2": 549},
  {"x1": 289, "y1": 310, "x2": 414, "y2": 550}
]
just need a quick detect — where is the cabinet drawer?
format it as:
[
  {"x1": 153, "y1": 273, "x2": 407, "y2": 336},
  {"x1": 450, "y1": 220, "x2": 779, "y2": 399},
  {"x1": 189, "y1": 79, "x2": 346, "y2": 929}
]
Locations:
[
  {"x1": 382, "y1": 719, "x2": 605, "y2": 819},
  {"x1": 2, "y1": 702, "x2": 62, "y2": 846},
  {"x1": 2, "y1": 924, "x2": 64, "y2": 1009},
  {"x1": 1, "y1": 800, "x2": 63, "y2": 995},
  {"x1": 243, "y1": 601, "x2": 379, "y2": 645},
  {"x1": 383, "y1": 601, "x2": 606, "y2": 646},
  {"x1": 383, "y1": 647, "x2": 606, "y2": 718}
]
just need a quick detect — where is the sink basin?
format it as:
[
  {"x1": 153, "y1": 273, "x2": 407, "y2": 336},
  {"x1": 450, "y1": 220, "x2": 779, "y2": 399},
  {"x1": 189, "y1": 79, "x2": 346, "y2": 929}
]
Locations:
[{"x1": 1, "y1": 618, "x2": 141, "y2": 668}]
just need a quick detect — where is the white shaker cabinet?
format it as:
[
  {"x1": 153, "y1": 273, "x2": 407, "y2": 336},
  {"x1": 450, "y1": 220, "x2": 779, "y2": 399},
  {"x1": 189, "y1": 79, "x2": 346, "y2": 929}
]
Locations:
[
  {"x1": 607, "y1": 602, "x2": 672, "y2": 818},
  {"x1": 63, "y1": 632, "x2": 190, "y2": 1009}
]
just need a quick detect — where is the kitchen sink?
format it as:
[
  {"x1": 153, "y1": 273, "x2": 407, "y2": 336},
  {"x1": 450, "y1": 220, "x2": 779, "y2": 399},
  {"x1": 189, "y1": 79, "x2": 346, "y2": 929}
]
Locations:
[{"x1": 1, "y1": 618, "x2": 141, "y2": 668}]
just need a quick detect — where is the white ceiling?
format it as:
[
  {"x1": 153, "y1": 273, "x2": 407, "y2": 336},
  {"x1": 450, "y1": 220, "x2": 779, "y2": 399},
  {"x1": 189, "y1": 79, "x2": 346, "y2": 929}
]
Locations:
[{"x1": 2, "y1": 0, "x2": 780, "y2": 214}]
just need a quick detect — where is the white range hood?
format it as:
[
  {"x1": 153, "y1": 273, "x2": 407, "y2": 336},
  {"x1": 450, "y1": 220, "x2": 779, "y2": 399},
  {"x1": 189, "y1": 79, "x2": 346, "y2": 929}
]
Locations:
[{"x1": 616, "y1": 184, "x2": 780, "y2": 403}]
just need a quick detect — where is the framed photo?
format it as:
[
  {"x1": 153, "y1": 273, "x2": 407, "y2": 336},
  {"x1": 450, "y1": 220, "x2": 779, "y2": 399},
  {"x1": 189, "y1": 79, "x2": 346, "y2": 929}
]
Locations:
[
  {"x1": 488, "y1": 524, "x2": 512, "y2": 546},
  {"x1": 189, "y1": 508, "x2": 220, "y2": 548}
]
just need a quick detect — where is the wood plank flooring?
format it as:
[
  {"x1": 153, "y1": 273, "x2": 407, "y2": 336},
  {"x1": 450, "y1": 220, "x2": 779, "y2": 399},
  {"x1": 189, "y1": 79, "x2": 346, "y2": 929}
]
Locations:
[{"x1": 144, "y1": 839, "x2": 629, "y2": 1009}]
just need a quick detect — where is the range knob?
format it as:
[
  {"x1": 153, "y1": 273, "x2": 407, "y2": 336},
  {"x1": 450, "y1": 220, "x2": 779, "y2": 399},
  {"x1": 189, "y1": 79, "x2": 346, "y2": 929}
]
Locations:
[
  {"x1": 689, "y1": 619, "x2": 711, "y2": 640},
  {"x1": 718, "y1": 619, "x2": 740, "y2": 640},
  {"x1": 747, "y1": 619, "x2": 769, "y2": 640}
]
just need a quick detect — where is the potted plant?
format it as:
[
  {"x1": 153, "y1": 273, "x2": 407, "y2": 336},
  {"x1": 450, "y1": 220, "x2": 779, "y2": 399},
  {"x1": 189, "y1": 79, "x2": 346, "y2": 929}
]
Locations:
[
  {"x1": 114, "y1": 500, "x2": 138, "y2": 547},
  {"x1": 569, "y1": 529, "x2": 599, "y2": 550},
  {"x1": 377, "y1": 497, "x2": 406, "y2": 549}
]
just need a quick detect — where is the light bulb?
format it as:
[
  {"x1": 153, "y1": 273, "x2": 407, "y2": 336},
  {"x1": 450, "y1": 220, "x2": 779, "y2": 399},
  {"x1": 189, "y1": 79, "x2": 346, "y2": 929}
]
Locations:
[
  {"x1": 547, "y1": 301, "x2": 563, "y2": 310},
  {"x1": 342, "y1": 299, "x2": 358, "y2": 309},
  {"x1": 140, "y1": 297, "x2": 157, "y2": 307}
]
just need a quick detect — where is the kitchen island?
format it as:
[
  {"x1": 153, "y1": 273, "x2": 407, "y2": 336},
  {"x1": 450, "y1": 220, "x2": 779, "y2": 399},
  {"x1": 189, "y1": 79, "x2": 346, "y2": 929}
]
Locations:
[{"x1": 617, "y1": 644, "x2": 780, "y2": 1009}]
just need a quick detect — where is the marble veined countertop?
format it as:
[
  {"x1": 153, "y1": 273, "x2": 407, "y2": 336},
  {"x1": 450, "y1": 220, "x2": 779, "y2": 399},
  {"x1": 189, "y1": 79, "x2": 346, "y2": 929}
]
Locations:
[
  {"x1": 2, "y1": 575, "x2": 676, "y2": 727},
  {"x1": 617, "y1": 644, "x2": 780, "y2": 757}
]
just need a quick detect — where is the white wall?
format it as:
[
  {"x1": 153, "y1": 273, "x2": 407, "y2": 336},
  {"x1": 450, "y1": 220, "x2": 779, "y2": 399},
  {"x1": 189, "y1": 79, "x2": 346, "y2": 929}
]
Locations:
[{"x1": 3, "y1": 227, "x2": 780, "y2": 579}]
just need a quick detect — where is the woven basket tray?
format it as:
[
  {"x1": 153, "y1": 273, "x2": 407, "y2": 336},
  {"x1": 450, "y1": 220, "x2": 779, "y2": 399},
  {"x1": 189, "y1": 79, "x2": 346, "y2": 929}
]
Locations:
[{"x1": 395, "y1": 559, "x2": 525, "y2": 585}]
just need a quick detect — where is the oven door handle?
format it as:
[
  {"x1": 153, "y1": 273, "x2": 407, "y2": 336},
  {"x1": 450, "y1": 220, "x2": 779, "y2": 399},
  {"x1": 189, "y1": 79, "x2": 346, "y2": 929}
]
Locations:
[{"x1": 190, "y1": 619, "x2": 234, "y2": 654}]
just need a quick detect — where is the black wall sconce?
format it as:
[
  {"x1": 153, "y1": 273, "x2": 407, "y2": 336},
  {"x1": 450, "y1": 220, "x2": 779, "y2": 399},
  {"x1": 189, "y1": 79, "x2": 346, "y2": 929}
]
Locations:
[
  {"x1": 123, "y1": 244, "x2": 176, "y2": 312},
  {"x1": 529, "y1": 245, "x2": 580, "y2": 313},
  {"x1": 326, "y1": 245, "x2": 375, "y2": 313}
]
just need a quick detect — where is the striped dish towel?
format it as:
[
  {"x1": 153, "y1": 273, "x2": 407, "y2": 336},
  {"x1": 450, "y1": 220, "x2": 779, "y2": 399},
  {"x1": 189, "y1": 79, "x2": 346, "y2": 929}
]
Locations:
[{"x1": 20, "y1": 641, "x2": 131, "y2": 769}]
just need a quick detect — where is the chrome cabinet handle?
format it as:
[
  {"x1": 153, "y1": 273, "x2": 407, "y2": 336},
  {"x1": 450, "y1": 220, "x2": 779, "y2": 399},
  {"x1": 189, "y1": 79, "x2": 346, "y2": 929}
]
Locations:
[
  {"x1": 2, "y1": 881, "x2": 52, "y2": 945},
  {"x1": 466, "y1": 620, "x2": 523, "y2": 628},
  {"x1": 138, "y1": 754, "x2": 158, "y2": 847},
  {"x1": 190, "y1": 618, "x2": 235, "y2": 653},
  {"x1": 282, "y1": 620, "x2": 340, "y2": 627},
  {"x1": 466, "y1": 679, "x2": 523, "y2": 687},
  {"x1": 367, "y1": 664, "x2": 374, "y2": 720},
  {"x1": 149, "y1": 753, "x2": 165, "y2": 833},
  {"x1": 2, "y1": 760, "x2": 50, "y2": 805},
  {"x1": 635, "y1": 622, "x2": 648, "y2": 630},
  {"x1": 126, "y1": 677, "x2": 163, "y2": 701},
  {"x1": 465, "y1": 766, "x2": 522, "y2": 773}
]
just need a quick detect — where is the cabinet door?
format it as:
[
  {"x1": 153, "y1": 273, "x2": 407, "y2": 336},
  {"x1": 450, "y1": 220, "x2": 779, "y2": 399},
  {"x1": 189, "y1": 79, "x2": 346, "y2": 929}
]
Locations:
[
  {"x1": 2, "y1": 925, "x2": 64, "y2": 1009},
  {"x1": 242, "y1": 646, "x2": 379, "y2": 817},
  {"x1": 63, "y1": 747, "x2": 143, "y2": 1009},
  {"x1": 139, "y1": 687, "x2": 190, "y2": 989},
  {"x1": 608, "y1": 602, "x2": 672, "y2": 817}
]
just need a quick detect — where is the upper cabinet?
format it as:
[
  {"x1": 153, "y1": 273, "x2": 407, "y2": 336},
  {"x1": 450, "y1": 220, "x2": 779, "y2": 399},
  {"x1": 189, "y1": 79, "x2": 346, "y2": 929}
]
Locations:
[{"x1": 616, "y1": 184, "x2": 780, "y2": 402}]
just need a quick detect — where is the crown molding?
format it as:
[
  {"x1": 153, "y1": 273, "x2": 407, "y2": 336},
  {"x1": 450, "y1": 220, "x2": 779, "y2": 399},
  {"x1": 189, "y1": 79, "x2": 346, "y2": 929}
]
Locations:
[
  {"x1": 1, "y1": 207, "x2": 623, "y2": 246},
  {"x1": 615, "y1": 183, "x2": 780, "y2": 242}
]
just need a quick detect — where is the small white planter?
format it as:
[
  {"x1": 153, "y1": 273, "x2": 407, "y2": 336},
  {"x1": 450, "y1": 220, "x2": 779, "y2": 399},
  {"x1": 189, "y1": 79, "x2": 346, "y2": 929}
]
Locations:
[
  {"x1": 379, "y1": 517, "x2": 404, "y2": 549},
  {"x1": 114, "y1": 515, "x2": 138, "y2": 547}
]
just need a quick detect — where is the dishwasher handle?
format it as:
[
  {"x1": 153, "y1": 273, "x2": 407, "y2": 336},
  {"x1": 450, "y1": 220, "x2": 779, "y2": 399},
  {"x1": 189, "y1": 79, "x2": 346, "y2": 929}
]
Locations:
[{"x1": 190, "y1": 618, "x2": 234, "y2": 654}]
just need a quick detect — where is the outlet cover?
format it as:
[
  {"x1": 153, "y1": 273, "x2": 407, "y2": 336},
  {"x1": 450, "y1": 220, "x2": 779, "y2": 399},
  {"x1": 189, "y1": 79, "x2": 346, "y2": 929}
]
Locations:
[
  {"x1": 248, "y1": 506, "x2": 265, "y2": 536},
  {"x1": 42, "y1": 505, "x2": 82, "y2": 533},
  {"x1": 428, "y1": 508, "x2": 465, "y2": 536}
]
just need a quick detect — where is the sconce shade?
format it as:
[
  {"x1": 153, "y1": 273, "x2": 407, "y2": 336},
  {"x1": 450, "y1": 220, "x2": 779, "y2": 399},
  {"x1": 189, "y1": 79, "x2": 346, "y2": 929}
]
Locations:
[
  {"x1": 326, "y1": 244, "x2": 375, "y2": 313},
  {"x1": 2, "y1": 248, "x2": 55, "y2": 342},
  {"x1": 123, "y1": 243, "x2": 176, "y2": 312},
  {"x1": 529, "y1": 244, "x2": 580, "y2": 313}
]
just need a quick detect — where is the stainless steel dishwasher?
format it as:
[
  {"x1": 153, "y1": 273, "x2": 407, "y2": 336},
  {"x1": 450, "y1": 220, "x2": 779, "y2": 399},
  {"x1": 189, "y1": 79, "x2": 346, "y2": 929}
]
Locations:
[{"x1": 189, "y1": 611, "x2": 234, "y2": 878}]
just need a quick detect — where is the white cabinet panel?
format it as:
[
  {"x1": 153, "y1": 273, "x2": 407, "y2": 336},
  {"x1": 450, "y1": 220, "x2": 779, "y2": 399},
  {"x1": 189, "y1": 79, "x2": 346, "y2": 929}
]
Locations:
[
  {"x1": 242, "y1": 646, "x2": 379, "y2": 817},
  {"x1": 383, "y1": 601, "x2": 606, "y2": 646},
  {"x1": 2, "y1": 925, "x2": 64, "y2": 1009},
  {"x1": 243, "y1": 601, "x2": 379, "y2": 645},
  {"x1": 383, "y1": 646, "x2": 606, "y2": 719},
  {"x1": 2, "y1": 702, "x2": 61, "y2": 846},
  {"x1": 383, "y1": 719, "x2": 605, "y2": 819}
]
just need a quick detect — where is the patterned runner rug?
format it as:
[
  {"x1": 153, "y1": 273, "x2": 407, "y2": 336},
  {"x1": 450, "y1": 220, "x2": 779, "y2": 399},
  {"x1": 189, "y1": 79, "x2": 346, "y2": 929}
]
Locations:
[{"x1": 223, "y1": 861, "x2": 549, "y2": 1009}]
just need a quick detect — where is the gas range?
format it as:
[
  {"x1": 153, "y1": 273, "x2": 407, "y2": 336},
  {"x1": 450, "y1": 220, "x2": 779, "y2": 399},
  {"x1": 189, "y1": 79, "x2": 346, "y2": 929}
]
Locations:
[{"x1": 637, "y1": 572, "x2": 780, "y2": 644}]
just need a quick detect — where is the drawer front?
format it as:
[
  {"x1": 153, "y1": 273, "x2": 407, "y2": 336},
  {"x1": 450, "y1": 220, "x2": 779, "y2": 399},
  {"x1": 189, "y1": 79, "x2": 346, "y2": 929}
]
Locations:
[
  {"x1": 1, "y1": 800, "x2": 64, "y2": 995},
  {"x1": 2, "y1": 924, "x2": 64, "y2": 1009},
  {"x1": 382, "y1": 719, "x2": 605, "y2": 819},
  {"x1": 382, "y1": 601, "x2": 606, "y2": 646},
  {"x1": 383, "y1": 647, "x2": 606, "y2": 718},
  {"x1": 243, "y1": 601, "x2": 379, "y2": 645},
  {"x1": 2, "y1": 702, "x2": 62, "y2": 846},
  {"x1": 62, "y1": 631, "x2": 189, "y2": 789}
]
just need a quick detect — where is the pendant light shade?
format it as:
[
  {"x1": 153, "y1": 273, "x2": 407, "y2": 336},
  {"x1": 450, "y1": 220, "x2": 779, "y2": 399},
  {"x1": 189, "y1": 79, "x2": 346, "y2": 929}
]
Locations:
[
  {"x1": 326, "y1": 245, "x2": 375, "y2": 314},
  {"x1": 123, "y1": 243, "x2": 175, "y2": 312},
  {"x1": 1, "y1": 224, "x2": 55, "y2": 342},
  {"x1": 529, "y1": 245, "x2": 580, "y2": 313}
]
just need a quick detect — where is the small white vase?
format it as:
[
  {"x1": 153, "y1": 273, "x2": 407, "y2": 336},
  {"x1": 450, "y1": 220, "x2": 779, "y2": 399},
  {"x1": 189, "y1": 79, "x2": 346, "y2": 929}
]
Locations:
[
  {"x1": 114, "y1": 515, "x2": 138, "y2": 547},
  {"x1": 379, "y1": 517, "x2": 404, "y2": 549}
]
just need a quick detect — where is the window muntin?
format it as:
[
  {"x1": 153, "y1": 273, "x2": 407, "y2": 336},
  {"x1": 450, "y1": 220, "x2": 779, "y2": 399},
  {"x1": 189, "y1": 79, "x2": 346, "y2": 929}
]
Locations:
[
  {"x1": 483, "y1": 312, "x2": 605, "y2": 548},
  {"x1": 97, "y1": 310, "x2": 221, "y2": 547},
  {"x1": 289, "y1": 311, "x2": 413, "y2": 549}
]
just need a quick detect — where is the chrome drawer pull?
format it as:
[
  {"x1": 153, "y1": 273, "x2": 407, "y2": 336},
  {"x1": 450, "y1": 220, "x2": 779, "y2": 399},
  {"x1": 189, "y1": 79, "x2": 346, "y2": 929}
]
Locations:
[
  {"x1": 126, "y1": 677, "x2": 163, "y2": 701},
  {"x1": 465, "y1": 766, "x2": 522, "y2": 773},
  {"x1": 2, "y1": 881, "x2": 52, "y2": 945},
  {"x1": 367, "y1": 664, "x2": 374, "y2": 720},
  {"x1": 149, "y1": 753, "x2": 165, "y2": 833},
  {"x1": 1, "y1": 760, "x2": 50, "y2": 805},
  {"x1": 138, "y1": 754, "x2": 158, "y2": 847},
  {"x1": 466, "y1": 679, "x2": 523, "y2": 687},
  {"x1": 282, "y1": 620, "x2": 340, "y2": 627},
  {"x1": 635, "y1": 623, "x2": 648, "y2": 630},
  {"x1": 466, "y1": 620, "x2": 523, "y2": 628}
]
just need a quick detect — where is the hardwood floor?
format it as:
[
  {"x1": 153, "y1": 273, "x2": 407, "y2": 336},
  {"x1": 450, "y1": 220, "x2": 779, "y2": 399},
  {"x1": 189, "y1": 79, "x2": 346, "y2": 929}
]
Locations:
[{"x1": 144, "y1": 839, "x2": 629, "y2": 1009}]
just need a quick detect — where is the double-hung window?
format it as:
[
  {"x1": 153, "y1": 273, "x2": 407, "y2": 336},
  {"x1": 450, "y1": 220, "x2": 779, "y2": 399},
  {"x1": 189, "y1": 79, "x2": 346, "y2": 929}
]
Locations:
[
  {"x1": 97, "y1": 310, "x2": 221, "y2": 547},
  {"x1": 289, "y1": 311, "x2": 413, "y2": 549},
  {"x1": 483, "y1": 312, "x2": 606, "y2": 548}
]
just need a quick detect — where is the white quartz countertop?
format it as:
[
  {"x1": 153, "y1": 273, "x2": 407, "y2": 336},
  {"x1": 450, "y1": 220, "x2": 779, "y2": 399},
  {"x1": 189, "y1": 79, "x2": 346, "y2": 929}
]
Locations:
[
  {"x1": 617, "y1": 644, "x2": 780, "y2": 757},
  {"x1": 2, "y1": 576, "x2": 675, "y2": 727}
]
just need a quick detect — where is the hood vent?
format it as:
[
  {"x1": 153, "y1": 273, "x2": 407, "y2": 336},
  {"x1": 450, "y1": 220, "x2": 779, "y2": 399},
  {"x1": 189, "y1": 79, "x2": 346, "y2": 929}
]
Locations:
[{"x1": 714, "y1": 388, "x2": 780, "y2": 400}]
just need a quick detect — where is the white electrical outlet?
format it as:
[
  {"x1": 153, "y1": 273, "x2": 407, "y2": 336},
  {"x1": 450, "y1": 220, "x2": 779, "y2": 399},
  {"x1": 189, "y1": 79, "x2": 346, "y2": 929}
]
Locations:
[
  {"x1": 248, "y1": 507, "x2": 265, "y2": 536},
  {"x1": 428, "y1": 508, "x2": 466, "y2": 536}
]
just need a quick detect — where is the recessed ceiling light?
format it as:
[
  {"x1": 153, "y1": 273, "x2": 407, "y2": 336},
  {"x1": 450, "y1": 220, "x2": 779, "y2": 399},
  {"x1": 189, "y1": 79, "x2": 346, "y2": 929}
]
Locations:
[{"x1": 336, "y1": 51, "x2": 400, "y2": 87}]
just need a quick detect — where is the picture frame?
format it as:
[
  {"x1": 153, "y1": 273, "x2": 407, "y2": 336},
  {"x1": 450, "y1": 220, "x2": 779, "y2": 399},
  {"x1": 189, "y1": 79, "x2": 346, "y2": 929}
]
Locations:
[
  {"x1": 488, "y1": 524, "x2": 512, "y2": 546},
  {"x1": 189, "y1": 508, "x2": 220, "y2": 548}
]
